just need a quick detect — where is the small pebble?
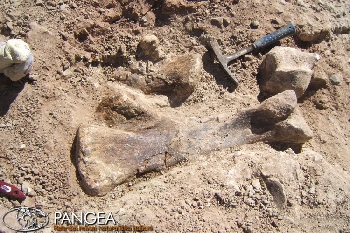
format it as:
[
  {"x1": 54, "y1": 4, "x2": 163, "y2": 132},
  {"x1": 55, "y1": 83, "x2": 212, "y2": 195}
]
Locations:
[
  {"x1": 21, "y1": 181, "x2": 30, "y2": 192},
  {"x1": 262, "y1": 199, "x2": 270, "y2": 205},
  {"x1": 35, "y1": 0, "x2": 44, "y2": 6},
  {"x1": 19, "y1": 144, "x2": 26, "y2": 150},
  {"x1": 244, "y1": 55, "x2": 255, "y2": 62},
  {"x1": 329, "y1": 74, "x2": 343, "y2": 86},
  {"x1": 243, "y1": 226, "x2": 253, "y2": 233},
  {"x1": 210, "y1": 17, "x2": 224, "y2": 28},
  {"x1": 223, "y1": 18, "x2": 231, "y2": 27},
  {"x1": 244, "y1": 198, "x2": 255, "y2": 207},
  {"x1": 251, "y1": 20, "x2": 260, "y2": 28},
  {"x1": 324, "y1": 50, "x2": 332, "y2": 56},
  {"x1": 308, "y1": 186, "x2": 316, "y2": 194},
  {"x1": 251, "y1": 179, "x2": 262, "y2": 191},
  {"x1": 271, "y1": 220, "x2": 278, "y2": 228}
]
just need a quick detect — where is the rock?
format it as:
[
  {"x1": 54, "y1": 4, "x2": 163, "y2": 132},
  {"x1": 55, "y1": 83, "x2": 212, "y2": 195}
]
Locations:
[
  {"x1": 271, "y1": 220, "x2": 278, "y2": 228},
  {"x1": 259, "y1": 46, "x2": 320, "y2": 98},
  {"x1": 73, "y1": 20, "x2": 110, "y2": 42},
  {"x1": 246, "y1": 185, "x2": 255, "y2": 197},
  {"x1": 252, "y1": 91, "x2": 312, "y2": 145},
  {"x1": 244, "y1": 198, "x2": 255, "y2": 207},
  {"x1": 244, "y1": 55, "x2": 255, "y2": 62},
  {"x1": 19, "y1": 144, "x2": 26, "y2": 150},
  {"x1": 62, "y1": 69, "x2": 73, "y2": 79},
  {"x1": 251, "y1": 179, "x2": 262, "y2": 191},
  {"x1": 251, "y1": 20, "x2": 260, "y2": 29},
  {"x1": 223, "y1": 18, "x2": 231, "y2": 27},
  {"x1": 120, "y1": 0, "x2": 157, "y2": 21},
  {"x1": 252, "y1": 90, "x2": 297, "y2": 126},
  {"x1": 21, "y1": 181, "x2": 35, "y2": 197},
  {"x1": 266, "y1": 107, "x2": 313, "y2": 144},
  {"x1": 264, "y1": 178, "x2": 286, "y2": 209},
  {"x1": 210, "y1": 17, "x2": 224, "y2": 29},
  {"x1": 309, "y1": 65, "x2": 328, "y2": 90},
  {"x1": 210, "y1": 17, "x2": 231, "y2": 28},
  {"x1": 137, "y1": 34, "x2": 164, "y2": 62},
  {"x1": 313, "y1": 97, "x2": 329, "y2": 110},
  {"x1": 35, "y1": 0, "x2": 44, "y2": 6},
  {"x1": 305, "y1": 151, "x2": 323, "y2": 163},
  {"x1": 21, "y1": 181, "x2": 30, "y2": 193},
  {"x1": 329, "y1": 73, "x2": 343, "y2": 86},
  {"x1": 323, "y1": 50, "x2": 332, "y2": 57},
  {"x1": 162, "y1": 0, "x2": 196, "y2": 15},
  {"x1": 297, "y1": 23, "x2": 330, "y2": 42},
  {"x1": 140, "y1": 11, "x2": 156, "y2": 27},
  {"x1": 312, "y1": 90, "x2": 330, "y2": 110},
  {"x1": 103, "y1": 8, "x2": 122, "y2": 23},
  {"x1": 243, "y1": 225, "x2": 253, "y2": 233},
  {"x1": 308, "y1": 186, "x2": 316, "y2": 195},
  {"x1": 124, "y1": 74, "x2": 147, "y2": 91}
]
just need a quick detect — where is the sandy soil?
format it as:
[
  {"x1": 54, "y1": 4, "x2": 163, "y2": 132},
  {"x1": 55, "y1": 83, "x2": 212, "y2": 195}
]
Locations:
[{"x1": 0, "y1": 0, "x2": 349, "y2": 232}]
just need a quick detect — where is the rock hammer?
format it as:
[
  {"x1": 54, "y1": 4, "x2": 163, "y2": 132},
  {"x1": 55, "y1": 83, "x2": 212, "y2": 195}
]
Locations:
[{"x1": 210, "y1": 23, "x2": 296, "y2": 85}]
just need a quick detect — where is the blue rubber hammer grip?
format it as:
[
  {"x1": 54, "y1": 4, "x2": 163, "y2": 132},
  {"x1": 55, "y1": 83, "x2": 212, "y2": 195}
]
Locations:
[{"x1": 253, "y1": 23, "x2": 296, "y2": 49}]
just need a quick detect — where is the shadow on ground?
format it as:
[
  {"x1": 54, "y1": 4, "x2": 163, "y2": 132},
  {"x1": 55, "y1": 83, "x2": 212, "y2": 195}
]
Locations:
[
  {"x1": 202, "y1": 50, "x2": 238, "y2": 93},
  {"x1": 0, "y1": 74, "x2": 26, "y2": 116}
]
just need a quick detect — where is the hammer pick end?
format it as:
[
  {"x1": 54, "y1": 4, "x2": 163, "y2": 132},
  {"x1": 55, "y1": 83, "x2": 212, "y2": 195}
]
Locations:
[{"x1": 209, "y1": 39, "x2": 239, "y2": 85}]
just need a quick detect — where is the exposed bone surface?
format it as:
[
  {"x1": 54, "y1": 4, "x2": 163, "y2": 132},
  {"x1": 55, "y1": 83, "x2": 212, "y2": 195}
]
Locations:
[{"x1": 76, "y1": 90, "x2": 312, "y2": 196}]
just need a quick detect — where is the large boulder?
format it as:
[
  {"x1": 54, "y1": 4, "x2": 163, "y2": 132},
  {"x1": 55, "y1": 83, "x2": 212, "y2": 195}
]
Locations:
[{"x1": 259, "y1": 46, "x2": 320, "y2": 98}]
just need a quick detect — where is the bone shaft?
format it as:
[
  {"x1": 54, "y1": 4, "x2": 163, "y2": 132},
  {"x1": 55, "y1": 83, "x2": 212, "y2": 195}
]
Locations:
[{"x1": 179, "y1": 111, "x2": 261, "y2": 155}]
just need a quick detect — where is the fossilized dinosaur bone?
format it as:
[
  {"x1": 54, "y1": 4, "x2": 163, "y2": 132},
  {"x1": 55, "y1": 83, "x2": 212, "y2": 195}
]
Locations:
[{"x1": 75, "y1": 90, "x2": 312, "y2": 196}]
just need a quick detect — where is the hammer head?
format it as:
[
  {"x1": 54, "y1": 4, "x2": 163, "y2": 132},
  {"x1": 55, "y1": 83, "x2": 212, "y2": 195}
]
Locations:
[{"x1": 210, "y1": 39, "x2": 239, "y2": 85}]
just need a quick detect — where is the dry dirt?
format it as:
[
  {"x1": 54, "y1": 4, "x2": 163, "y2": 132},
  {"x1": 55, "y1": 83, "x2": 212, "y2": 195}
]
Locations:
[{"x1": 0, "y1": 0, "x2": 350, "y2": 232}]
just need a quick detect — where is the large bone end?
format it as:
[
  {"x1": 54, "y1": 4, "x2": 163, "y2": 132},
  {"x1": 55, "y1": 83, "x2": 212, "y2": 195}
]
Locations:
[
  {"x1": 252, "y1": 90, "x2": 297, "y2": 126},
  {"x1": 75, "y1": 120, "x2": 181, "y2": 196},
  {"x1": 249, "y1": 90, "x2": 313, "y2": 145},
  {"x1": 76, "y1": 125, "x2": 135, "y2": 196}
]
